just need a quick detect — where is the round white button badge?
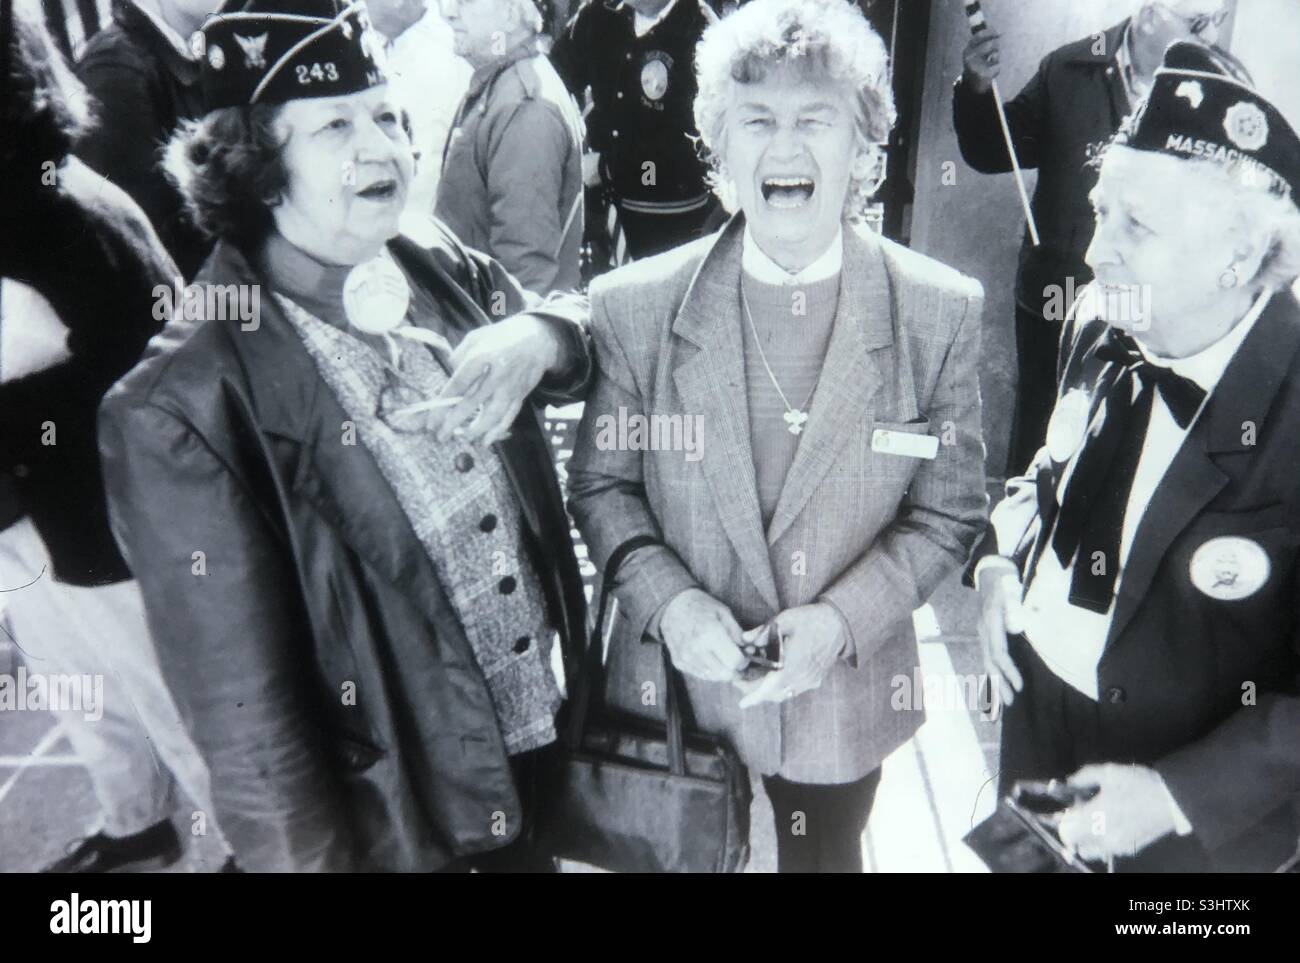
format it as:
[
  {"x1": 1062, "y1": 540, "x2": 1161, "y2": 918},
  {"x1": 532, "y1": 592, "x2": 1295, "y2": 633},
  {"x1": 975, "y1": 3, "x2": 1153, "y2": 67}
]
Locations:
[
  {"x1": 343, "y1": 253, "x2": 411, "y2": 335},
  {"x1": 1189, "y1": 536, "x2": 1271, "y2": 601}
]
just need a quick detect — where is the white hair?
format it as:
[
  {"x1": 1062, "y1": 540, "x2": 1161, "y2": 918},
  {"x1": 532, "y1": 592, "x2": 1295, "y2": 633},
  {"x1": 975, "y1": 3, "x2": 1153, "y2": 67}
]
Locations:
[{"x1": 693, "y1": 0, "x2": 896, "y2": 214}]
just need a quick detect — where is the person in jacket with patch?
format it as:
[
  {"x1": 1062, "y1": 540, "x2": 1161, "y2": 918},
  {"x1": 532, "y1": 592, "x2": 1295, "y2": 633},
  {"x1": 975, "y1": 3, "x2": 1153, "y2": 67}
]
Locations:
[
  {"x1": 952, "y1": 1, "x2": 1231, "y2": 476},
  {"x1": 98, "y1": 0, "x2": 590, "y2": 872},
  {"x1": 971, "y1": 42, "x2": 1300, "y2": 872}
]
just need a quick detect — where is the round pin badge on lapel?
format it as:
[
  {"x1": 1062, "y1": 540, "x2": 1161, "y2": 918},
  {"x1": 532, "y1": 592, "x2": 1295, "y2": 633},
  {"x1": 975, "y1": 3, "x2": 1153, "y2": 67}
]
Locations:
[
  {"x1": 1045, "y1": 388, "x2": 1091, "y2": 463},
  {"x1": 1189, "y1": 536, "x2": 1271, "y2": 601},
  {"x1": 343, "y1": 252, "x2": 411, "y2": 335}
]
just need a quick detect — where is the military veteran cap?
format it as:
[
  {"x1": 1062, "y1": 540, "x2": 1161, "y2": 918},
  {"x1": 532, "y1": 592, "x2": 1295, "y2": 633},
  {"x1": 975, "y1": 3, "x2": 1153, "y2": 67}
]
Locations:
[
  {"x1": 1113, "y1": 40, "x2": 1300, "y2": 206},
  {"x1": 194, "y1": 0, "x2": 388, "y2": 111}
]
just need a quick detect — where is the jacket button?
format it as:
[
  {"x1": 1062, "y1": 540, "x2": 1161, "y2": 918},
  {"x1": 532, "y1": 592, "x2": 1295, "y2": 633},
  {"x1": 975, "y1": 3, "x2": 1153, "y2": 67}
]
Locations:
[
  {"x1": 479, "y1": 513, "x2": 498, "y2": 533},
  {"x1": 454, "y1": 452, "x2": 474, "y2": 473},
  {"x1": 513, "y1": 635, "x2": 531, "y2": 654},
  {"x1": 1105, "y1": 686, "x2": 1127, "y2": 705},
  {"x1": 499, "y1": 575, "x2": 517, "y2": 595},
  {"x1": 12, "y1": 464, "x2": 28, "y2": 479},
  {"x1": 612, "y1": 129, "x2": 619, "y2": 138},
  {"x1": 617, "y1": 91, "x2": 623, "y2": 98}
]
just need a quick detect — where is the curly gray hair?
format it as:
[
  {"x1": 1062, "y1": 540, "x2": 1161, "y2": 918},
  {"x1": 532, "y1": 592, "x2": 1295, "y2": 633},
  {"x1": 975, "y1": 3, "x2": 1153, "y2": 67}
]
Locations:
[{"x1": 693, "y1": 0, "x2": 897, "y2": 214}]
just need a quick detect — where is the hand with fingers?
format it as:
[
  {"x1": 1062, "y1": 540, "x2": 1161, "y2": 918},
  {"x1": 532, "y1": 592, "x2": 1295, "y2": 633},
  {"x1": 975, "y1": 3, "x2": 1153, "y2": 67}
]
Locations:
[
  {"x1": 976, "y1": 556, "x2": 1026, "y2": 719},
  {"x1": 658, "y1": 588, "x2": 748, "y2": 684},
  {"x1": 734, "y1": 603, "x2": 846, "y2": 710},
  {"x1": 962, "y1": 29, "x2": 1003, "y2": 95},
  {"x1": 1055, "y1": 763, "x2": 1182, "y2": 863},
  {"x1": 422, "y1": 313, "x2": 566, "y2": 447}
]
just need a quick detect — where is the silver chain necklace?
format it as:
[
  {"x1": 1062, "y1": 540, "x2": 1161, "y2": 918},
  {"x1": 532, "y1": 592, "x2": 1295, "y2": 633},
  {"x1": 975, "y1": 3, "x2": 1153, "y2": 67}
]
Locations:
[{"x1": 740, "y1": 286, "x2": 816, "y2": 436}]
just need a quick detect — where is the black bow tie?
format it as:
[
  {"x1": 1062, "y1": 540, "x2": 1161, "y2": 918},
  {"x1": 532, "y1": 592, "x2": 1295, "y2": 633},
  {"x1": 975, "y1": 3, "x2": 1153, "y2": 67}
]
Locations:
[
  {"x1": 1044, "y1": 330, "x2": 1209, "y2": 613},
  {"x1": 1093, "y1": 331, "x2": 1207, "y2": 430}
]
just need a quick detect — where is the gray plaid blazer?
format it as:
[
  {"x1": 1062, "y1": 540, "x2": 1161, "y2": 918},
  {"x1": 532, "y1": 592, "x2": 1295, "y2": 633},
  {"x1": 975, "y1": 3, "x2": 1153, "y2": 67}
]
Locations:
[{"x1": 568, "y1": 215, "x2": 987, "y2": 783}]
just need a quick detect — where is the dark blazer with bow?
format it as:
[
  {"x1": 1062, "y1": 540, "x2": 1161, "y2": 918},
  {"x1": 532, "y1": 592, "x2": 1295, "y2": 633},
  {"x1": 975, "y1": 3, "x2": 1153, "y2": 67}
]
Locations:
[
  {"x1": 968, "y1": 287, "x2": 1300, "y2": 871},
  {"x1": 97, "y1": 224, "x2": 589, "y2": 872},
  {"x1": 569, "y1": 216, "x2": 987, "y2": 784}
]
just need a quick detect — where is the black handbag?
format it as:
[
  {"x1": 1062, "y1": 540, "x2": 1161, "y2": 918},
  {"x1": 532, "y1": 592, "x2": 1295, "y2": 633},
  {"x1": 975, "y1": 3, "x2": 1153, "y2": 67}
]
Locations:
[{"x1": 536, "y1": 536, "x2": 752, "y2": 873}]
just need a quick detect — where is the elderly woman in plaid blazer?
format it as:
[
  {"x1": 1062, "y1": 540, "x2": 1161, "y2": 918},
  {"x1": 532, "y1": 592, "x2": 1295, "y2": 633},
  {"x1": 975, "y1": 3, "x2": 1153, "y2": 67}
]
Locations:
[{"x1": 568, "y1": 0, "x2": 988, "y2": 872}]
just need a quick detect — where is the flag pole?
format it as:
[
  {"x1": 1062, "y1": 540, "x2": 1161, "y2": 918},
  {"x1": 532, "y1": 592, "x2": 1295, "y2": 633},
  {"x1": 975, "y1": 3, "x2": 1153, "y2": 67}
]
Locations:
[{"x1": 962, "y1": 0, "x2": 1041, "y2": 246}]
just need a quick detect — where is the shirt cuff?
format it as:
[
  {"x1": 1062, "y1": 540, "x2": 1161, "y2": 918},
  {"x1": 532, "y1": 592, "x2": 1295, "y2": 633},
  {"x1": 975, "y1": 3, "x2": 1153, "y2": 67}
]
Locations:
[{"x1": 973, "y1": 554, "x2": 1020, "y2": 588}]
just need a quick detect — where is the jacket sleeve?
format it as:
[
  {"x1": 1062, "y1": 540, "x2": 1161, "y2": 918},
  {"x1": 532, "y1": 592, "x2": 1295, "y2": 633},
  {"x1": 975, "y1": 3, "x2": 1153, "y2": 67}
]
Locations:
[
  {"x1": 820, "y1": 285, "x2": 989, "y2": 664},
  {"x1": 75, "y1": 57, "x2": 177, "y2": 244},
  {"x1": 97, "y1": 400, "x2": 355, "y2": 872},
  {"x1": 0, "y1": 169, "x2": 173, "y2": 472},
  {"x1": 951, "y1": 54, "x2": 1051, "y2": 174},
  {"x1": 481, "y1": 98, "x2": 574, "y2": 296},
  {"x1": 1155, "y1": 649, "x2": 1300, "y2": 853},
  {"x1": 566, "y1": 282, "x2": 700, "y2": 643},
  {"x1": 549, "y1": 9, "x2": 588, "y2": 99},
  {"x1": 452, "y1": 230, "x2": 593, "y2": 403}
]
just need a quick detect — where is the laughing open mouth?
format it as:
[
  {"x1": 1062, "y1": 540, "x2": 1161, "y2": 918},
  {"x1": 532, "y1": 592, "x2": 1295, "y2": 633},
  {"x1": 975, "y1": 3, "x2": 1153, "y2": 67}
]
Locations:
[
  {"x1": 357, "y1": 179, "x2": 398, "y2": 201},
  {"x1": 761, "y1": 176, "x2": 815, "y2": 208}
]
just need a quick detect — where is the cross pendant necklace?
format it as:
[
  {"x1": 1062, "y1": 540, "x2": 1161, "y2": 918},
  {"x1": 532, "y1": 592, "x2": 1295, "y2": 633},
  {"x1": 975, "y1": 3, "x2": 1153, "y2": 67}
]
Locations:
[{"x1": 741, "y1": 288, "x2": 815, "y2": 436}]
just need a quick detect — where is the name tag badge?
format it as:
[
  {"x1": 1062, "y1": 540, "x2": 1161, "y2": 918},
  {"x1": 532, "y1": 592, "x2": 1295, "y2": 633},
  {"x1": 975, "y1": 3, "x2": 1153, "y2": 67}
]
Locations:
[{"x1": 872, "y1": 427, "x2": 939, "y2": 461}]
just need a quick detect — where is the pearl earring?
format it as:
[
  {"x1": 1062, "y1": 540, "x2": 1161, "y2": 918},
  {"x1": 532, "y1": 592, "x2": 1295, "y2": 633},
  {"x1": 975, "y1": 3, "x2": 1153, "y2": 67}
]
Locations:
[{"x1": 1219, "y1": 264, "x2": 1241, "y2": 289}]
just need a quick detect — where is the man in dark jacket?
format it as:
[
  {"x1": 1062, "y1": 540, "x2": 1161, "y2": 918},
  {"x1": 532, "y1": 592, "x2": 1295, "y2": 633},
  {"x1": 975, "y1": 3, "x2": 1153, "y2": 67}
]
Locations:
[
  {"x1": 436, "y1": 0, "x2": 585, "y2": 294},
  {"x1": 550, "y1": 0, "x2": 721, "y2": 260},
  {"x1": 1, "y1": 0, "x2": 226, "y2": 872},
  {"x1": 952, "y1": 1, "x2": 1229, "y2": 475},
  {"x1": 75, "y1": 0, "x2": 217, "y2": 278}
]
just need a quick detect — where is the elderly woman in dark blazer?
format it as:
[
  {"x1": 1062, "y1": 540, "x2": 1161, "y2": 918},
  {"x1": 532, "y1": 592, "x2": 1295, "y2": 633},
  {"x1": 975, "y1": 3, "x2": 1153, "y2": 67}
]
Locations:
[
  {"x1": 568, "y1": 0, "x2": 987, "y2": 872},
  {"x1": 98, "y1": 0, "x2": 589, "y2": 872}
]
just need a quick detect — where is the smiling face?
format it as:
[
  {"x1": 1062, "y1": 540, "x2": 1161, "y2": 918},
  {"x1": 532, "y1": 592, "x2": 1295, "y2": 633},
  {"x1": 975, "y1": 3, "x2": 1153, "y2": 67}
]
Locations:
[
  {"x1": 720, "y1": 63, "x2": 871, "y2": 271},
  {"x1": 1084, "y1": 147, "x2": 1266, "y2": 348},
  {"x1": 270, "y1": 85, "x2": 413, "y2": 266}
]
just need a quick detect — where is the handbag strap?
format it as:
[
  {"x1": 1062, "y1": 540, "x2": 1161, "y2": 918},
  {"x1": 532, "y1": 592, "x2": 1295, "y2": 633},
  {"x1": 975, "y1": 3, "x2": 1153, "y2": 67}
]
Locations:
[{"x1": 566, "y1": 535, "x2": 689, "y2": 776}]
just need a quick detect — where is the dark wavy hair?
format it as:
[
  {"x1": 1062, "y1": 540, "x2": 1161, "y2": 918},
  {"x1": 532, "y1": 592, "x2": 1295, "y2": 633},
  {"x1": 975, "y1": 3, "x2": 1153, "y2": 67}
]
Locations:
[
  {"x1": 163, "y1": 101, "x2": 417, "y2": 253},
  {"x1": 1, "y1": 0, "x2": 94, "y2": 172},
  {"x1": 163, "y1": 104, "x2": 291, "y2": 253}
]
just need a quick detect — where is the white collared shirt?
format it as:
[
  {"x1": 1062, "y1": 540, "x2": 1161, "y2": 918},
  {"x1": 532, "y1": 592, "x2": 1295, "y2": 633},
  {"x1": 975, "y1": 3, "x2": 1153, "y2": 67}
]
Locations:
[
  {"x1": 1020, "y1": 290, "x2": 1274, "y2": 700},
  {"x1": 742, "y1": 227, "x2": 844, "y2": 285},
  {"x1": 625, "y1": 0, "x2": 681, "y2": 38}
]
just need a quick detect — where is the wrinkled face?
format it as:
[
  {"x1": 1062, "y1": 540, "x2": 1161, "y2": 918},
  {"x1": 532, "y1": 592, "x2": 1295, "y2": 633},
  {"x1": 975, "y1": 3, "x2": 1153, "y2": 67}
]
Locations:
[
  {"x1": 721, "y1": 63, "x2": 870, "y2": 268},
  {"x1": 1144, "y1": 0, "x2": 1228, "y2": 50},
  {"x1": 440, "y1": 0, "x2": 516, "y2": 65},
  {"x1": 365, "y1": 0, "x2": 429, "y2": 40},
  {"x1": 272, "y1": 85, "x2": 413, "y2": 265},
  {"x1": 1085, "y1": 147, "x2": 1255, "y2": 340}
]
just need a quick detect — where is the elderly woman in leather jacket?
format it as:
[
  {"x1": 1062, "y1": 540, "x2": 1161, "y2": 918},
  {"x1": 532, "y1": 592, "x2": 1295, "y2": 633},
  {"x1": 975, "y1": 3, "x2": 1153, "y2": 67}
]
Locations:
[{"x1": 97, "y1": 0, "x2": 589, "y2": 872}]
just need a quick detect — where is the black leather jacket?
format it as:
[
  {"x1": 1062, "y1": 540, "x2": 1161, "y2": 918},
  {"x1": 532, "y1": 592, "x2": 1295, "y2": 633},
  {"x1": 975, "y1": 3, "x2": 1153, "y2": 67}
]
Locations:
[{"x1": 98, "y1": 224, "x2": 591, "y2": 871}]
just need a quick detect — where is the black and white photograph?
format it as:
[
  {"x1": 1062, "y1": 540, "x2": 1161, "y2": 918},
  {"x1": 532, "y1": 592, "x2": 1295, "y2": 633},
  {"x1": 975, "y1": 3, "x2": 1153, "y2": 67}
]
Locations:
[{"x1": 0, "y1": 0, "x2": 1297, "y2": 937}]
